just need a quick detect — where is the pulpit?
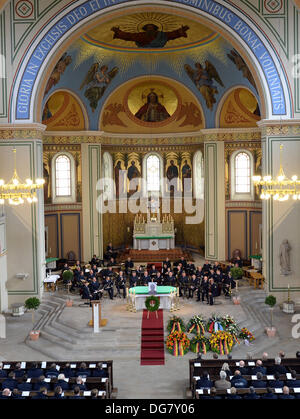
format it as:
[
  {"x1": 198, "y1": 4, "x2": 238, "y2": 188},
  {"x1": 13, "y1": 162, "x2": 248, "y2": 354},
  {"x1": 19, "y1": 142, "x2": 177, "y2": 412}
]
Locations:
[{"x1": 88, "y1": 301, "x2": 107, "y2": 331}]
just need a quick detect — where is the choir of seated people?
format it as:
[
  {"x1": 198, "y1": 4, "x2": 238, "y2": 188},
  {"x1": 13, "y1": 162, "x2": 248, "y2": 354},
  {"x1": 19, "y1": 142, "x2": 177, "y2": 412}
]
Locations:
[{"x1": 61, "y1": 255, "x2": 238, "y2": 306}]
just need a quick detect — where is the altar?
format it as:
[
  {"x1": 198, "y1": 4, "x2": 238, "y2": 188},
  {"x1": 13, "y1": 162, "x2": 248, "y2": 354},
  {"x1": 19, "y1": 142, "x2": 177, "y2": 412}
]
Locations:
[
  {"x1": 128, "y1": 286, "x2": 177, "y2": 310},
  {"x1": 133, "y1": 197, "x2": 175, "y2": 250}
]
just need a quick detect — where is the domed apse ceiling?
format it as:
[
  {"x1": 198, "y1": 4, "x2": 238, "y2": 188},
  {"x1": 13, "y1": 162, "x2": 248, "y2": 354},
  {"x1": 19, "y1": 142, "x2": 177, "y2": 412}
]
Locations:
[{"x1": 42, "y1": 11, "x2": 260, "y2": 131}]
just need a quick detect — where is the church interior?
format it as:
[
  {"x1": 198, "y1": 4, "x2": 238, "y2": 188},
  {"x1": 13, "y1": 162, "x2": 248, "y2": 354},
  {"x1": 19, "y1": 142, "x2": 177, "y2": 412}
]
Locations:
[{"x1": 0, "y1": 0, "x2": 300, "y2": 401}]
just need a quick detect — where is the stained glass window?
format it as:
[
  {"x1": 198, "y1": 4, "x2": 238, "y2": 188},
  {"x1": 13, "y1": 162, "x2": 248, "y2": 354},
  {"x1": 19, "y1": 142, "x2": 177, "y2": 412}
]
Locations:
[
  {"x1": 55, "y1": 155, "x2": 71, "y2": 196},
  {"x1": 146, "y1": 155, "x2": 160, "y2": 192},
  {"x1": 235, "y1": 152, "x2": 251, "y2": 193}
]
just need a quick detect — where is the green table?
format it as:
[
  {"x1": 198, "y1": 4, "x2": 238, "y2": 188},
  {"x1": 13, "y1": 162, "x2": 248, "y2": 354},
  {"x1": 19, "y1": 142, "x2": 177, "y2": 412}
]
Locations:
[{"x1": 128, "y1": 286, "x2": 177, "y2": 310}]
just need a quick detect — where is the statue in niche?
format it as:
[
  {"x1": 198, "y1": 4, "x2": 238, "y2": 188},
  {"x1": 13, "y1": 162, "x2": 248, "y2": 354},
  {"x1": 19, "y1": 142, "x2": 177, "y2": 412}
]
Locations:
[{"x1": 279, "y1": 239, "x2": 291, "y2": 275}]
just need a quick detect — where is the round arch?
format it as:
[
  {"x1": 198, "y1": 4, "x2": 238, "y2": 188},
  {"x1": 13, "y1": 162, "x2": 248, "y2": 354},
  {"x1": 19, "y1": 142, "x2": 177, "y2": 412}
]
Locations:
[{"x1": 9, "y1": 0, "x2": 292, "y2": 123}]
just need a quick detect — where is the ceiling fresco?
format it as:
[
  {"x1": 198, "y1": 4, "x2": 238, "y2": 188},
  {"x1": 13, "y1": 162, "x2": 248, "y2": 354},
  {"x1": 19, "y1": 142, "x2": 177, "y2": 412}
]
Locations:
[{"x1": 42, "y1": 11, "x2": 260, "y2": 131}]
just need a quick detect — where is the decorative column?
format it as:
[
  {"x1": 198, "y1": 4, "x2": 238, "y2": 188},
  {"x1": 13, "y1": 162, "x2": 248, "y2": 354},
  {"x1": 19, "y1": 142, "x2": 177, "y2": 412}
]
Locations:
[
  {"x1": 258, "y1": 120, "x2": 300, "y2": 304},
  {"x1": 204, "y1": 137, "x2": 226, "y2": 261},
  {"x1": 82, "y1": 143, "x2": 103, "y2": 262},
  {"x1": 0, "y1": 124, "x2": 46, "y2": 306}
]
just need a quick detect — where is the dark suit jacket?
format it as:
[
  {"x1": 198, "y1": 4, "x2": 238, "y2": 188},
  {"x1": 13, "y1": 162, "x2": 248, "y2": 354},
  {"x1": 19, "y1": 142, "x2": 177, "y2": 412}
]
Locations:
[
  {"x1": 196, "y1": 378, "x2": 213, "y2": 389},
  {"x1": 27, "y1": 368, "x2": 44, "y2": 378},
  {"x1": 1, "y1": 378, "x2": 17, "y2": 390},
  {"x1": 251, "y1": 380, "x2": 267, "y2": 388},
  {"x1": 286, "y1": 379, "x2": 300, "y2": 388},
  {"x1": 269, "y1": 379, "x2": 284, "y2": 388}
]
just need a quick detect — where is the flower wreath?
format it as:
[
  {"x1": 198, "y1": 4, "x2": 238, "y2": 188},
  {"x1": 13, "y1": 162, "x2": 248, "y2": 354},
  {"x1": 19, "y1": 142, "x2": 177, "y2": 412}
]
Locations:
[
  {"x1": 190, "y1": 335, "x2": 210, "y2": 354},
  {"x1": 239, "y1": 327, "x2": 255, "y2": 342},
  {"x1": 166, "y1": 331, "x2": 190, "y2": 356},
  {"x1": 209, "y1": 330, "x2": 235, "y2": 355},
  {"x1": 187, "y1": 315, "x2": 206, "y2": 335},
  {"x1": 167, "y1": 315, "x2": 186, "y2": 333},
  {"x1": 145, "y1": 295, "x2": 160, "y2": 312}
]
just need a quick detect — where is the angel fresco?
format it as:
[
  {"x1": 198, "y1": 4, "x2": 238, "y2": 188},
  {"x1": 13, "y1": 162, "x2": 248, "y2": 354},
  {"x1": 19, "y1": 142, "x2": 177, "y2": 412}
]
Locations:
[
  {"x1": 80, "y1": 64, "x2": 118, "y2": 112},
  {"x1": 227, "y1": 49, "x2": 257, "y2": 90},
  {"x1": 111, "y1": 23, "x2": 189, "y2": 48},
  {"x1": 184, "y1": 61, "x2": 224, "y2": 110},
  {"x1": 44, "y1": 53, "x2": 72, "y2": 96}
]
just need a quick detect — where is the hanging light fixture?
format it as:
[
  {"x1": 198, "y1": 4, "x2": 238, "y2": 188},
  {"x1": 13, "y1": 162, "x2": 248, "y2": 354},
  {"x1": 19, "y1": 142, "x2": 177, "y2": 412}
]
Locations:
[
  {"x1": 253, "y1": 143, "x2": 300, "y2": 201},
  {"x1": 0, "y1": 148, "x2": 45, "y2": 206}
]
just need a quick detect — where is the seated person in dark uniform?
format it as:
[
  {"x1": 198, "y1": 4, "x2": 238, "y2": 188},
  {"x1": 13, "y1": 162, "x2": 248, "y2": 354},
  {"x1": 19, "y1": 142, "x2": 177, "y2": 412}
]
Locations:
[
  {"x1": 92, "y1": 363, "x2": 108, "y2": 378},
  {"x1": 2, "y1": 372, "x2": 17, "y2": 391},
  {"x1": 105, "y1": 242, "x2": 117, "y2": 260},
  {"x1": 45, "y1": 363, "x2": 59, "y2": 378},
  {"x1": 202, "y1": 260, "x2": 211, "y2": 274},
  {"x1": 196, "y1": 371, "x2": 213, "y2": 389},
  {"x1": 115, "y1": 271, "x2": 126, "y2": 298},
  {"x1": 167, "y1": 271, "x2": 176, "y2": 287},
  {"x1": 72, "y1": 377, "x2": 87, "y2": 391},
  {"x1": 76, "y1": 362, "x2": 91, "y2": 378},
  {"x1": 125, "y1": 257, "x2": 134, "y2": 275},
  {"x1": 103, "y1": 276, "x2": 114, "y2": 300},
  {"x1": 286, "y1": 370, "x2": 300, "y2": 388},
  {"x1": 61, "y1": 363, "x2": 74, "y2": 379},
  {"x1": 106, "y1": 257, "x2": 116, "y2": 267},
  {"x1": 267, "y1": 356, "x2": 288, "y2": 375},
  {"x1": 91, "y1": 264, "x2": 98, "y2": 275},
  {"x1": 13, "y1": 362, "x2": 26, "y2": 378},
  {"x1": 213, "y1": 261, "x2": 221, "y2": 272},
  {"x1": 142, "y1": 270, "x2": 151, "y2": 285},
  {"x1": 61, "y1": 263, "x2": 69, "y2": 275},
  {"x1": 178, "y1": 271, "x2": 189, "y2": 297},
  {"x1": 251, "y1": 372, "x2": 267, "y2": 388},
  {"x1": 186, "y1": 261, "x2": 195, "y2": 276},
  {"x1": 230, "y1": 370, "x2": 248, "y2": 388},
  {"x1": 129, "y1": 271, "x2": 138, "y2": 288},
  {"x1": 27, "y1": 362, "x2": 43, "y2": 378},
  {"x1": 32, "y1": 387, "x2": 48, "y2": 399},
  {"x1": 268, "y1": 372, "x2": 285, "y2": 388},
  {"x1": 188, "y1": 274, "x2": 199, "y2": 299},
  {"x1": 75, "y1": 260, "x2": 82, "y2": 270},
  {"x1": 53, "y1": 374, "x2": 70, "y2": 391},
  {"x1": 87, "y1": 269, "x2": 96, "y2": 282},
  {"x1": 89, "y1": 277, "x2": 102, "y2": 300},
  {"x1": 236, "y1": 361, "x2": 249, "y2": 376},
  {"x1": 179, "y1": 256, "x2": 187, "y2": 269},
  {"x1": 149, "y1": 264, "x2": 158, "y2": 279},
  {"x1": 222, "y1": 272, "x2": 236, "y2": 297},
  {"x1": 198, "y1": 276, "x2": 209, "y2": 302},
  {"x1": 33, "y1": 375, "x2": 51, "y2": 391},
  {"x1": 69, "y1": 386, "x2": 85, "y2": 399},
  {"x1": 261, "y1": 387, "x2": 278, "y2": 399},
  {"x1": 81, "y1": 281, "x2": 93, "y2": 305},
  {"x1": 90, "y1": 254, "x2": 99, "y2": 266},
  {"x1": 243, "y1": 386, "x2": 260, "y2": 399},
  {"x1": 233, "y1": 256, "x2": 243, "y2": 268},
  {"x1": 52, "y1": 386, "x2": 65, "y2": 399},
  {"x1": 162, "y1": 257, "x2": 171, "y2": 269},
  {"x1": 17, "y1": 375, "x2": 32, "y2": 392},
  {"x1": 208, "y1": 278, "x2": 217, "y2": 305},
  {"x1": 156, "y1": 271, "x2": 163, "y2": 285}
]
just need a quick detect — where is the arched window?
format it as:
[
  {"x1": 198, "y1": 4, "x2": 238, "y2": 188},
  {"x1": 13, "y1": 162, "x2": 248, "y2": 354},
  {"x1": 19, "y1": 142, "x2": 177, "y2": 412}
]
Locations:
[
  {"x1": 52, "y1": 152, "x2": 76, "y2": 203},
  {"x1": 231, "y1": 150, "x2": 254, "y2": 200},
  {"x1": 55, "y1": 155, "x2": 71, "y2": 196},
  {"x1": 146, "y1": 154, "x2": 160, "y2": 193}
]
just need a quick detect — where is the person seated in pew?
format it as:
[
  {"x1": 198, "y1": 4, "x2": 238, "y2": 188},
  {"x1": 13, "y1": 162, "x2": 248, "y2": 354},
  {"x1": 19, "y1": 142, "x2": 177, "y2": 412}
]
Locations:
[
  {"x1": 220, "y1": 363, "x2": 232, "y2": 379},
  {"x1": 214, "y1": 371, "x2": 231, "y2": 390},
  {"x1": 89, "y1": 277, "x2": 101, "y2": 294},
  {"x1": 195, "y1": 266, "x2": 204, "y2": 279},
  {"x1": 243, "y1": 386, "x2": 260, "y2": 399},
  {"x1": 230, "y1": 370, "x2": 249, "y2": 388},
  {"x1": 53, "y1": 373, "x2": 70, "y2": 391},
  {"x1": 69, "y1": 385, "x2": 85, "y2": 399},
  {"x1": 61, "y1": 363, "x2": 74, "y2": 379},
  {"x1": 251, "y1": 359, "x2": 267, "y2": 376},
  {"x1": 188, "y1": 274, "x2": 199, "y2": 299},
  {"x1": 75, "y1": 363, "x2": 91, "y2": 378},
  {"x1": 87, "y1": 269, "x2": 96, "y2": 282},
  {"x1": 267, "y1": 356, "x2": 288, "y2": 375},
  {"x1": 268, "y1": 372, "x2": 285, "y2": 388},
  {"x1": 222, "y1": 272, "x2": 236, "y2": 297},
  {"x1": 251, "y1": 372, "x2": 267, "y2": 388},
  {"x1": 92, "y1": 363, "x2": 108, "y2": 378},
  {"x1": 135, "y1": 265, "x2": 144, "y2": 284},
  {"x1": 33, "y1": 375, "x2": 51, "y2": 391},
  {"x1": 286, "y1": 370, "x2": 300, "y2": 388},
  {"x1": 91, "y1": 264, "x2": 99, "y2": 275},
  {"x1": 27, "y1": 362, "x2": 44, "y2": 378},
  {"x1": 178, "y1": 271, "x2": 189, "y2": 298},
  {"x1": 149, "y1": 264, "x2": 158, "y2": 279},
  {"x1": 165, "y1": 270, "x2": 175, "y2": 286},
  {"x1": 0, "y1": 362, "x2": 7, "y2": 378},
  {"x1": 236, "y1": 360, "x2": 249, "y2": 376},
  {"x1": 261, "y1": 387, "x2": 278, "y2": 399},
  {"x1": 106, "y1": 257, "x2": 116, "y2": 267},
  {"x1": 72, "y1": 376, "x2": 87, "y2": 391},
  {"x1": 179, "y1": 256, "x2": 187, "y2": 269},
  {"x1": 0, "y1": 388, "x2": 12, "y2": 399},
  {"x1": 81, "y1": 281, "x2": 94, "y2": 306},
  {"x1": 90, "y1": 254, "x2": 99, "y2": 266},
  {"x1": 186, "y1": 261, "x2": 195, "y2": 276},
  {"x1": 196, "y1": 371, "x2": 213, "y2": 389},
  {"x1": 45, "y1": 363, "x2": 59, "y2": 379},
  {"x1": 279, "y1": 386, "x2": 295, "y2": 399},
  {"x1": 13, "y1": 362, "x2": 26, "y2": 378},
  {"x1": 52, "y1": 386, "x2": 65, "y2": 399},
  {"x1": 212, "y1": 261, "x2": 221, "y2": 272},
  {"x1": 225, "y1": 386, "x2": 242, "y2": 399},
  {"x1": 70, "y1": 270, "x2": 85, "y2": 292},
  {"x1": 32, "y1": 387, "x2": 48, "y2": 399},
  {"x1": 17, "y1": 374, "x2": 32, "y2": 392},
  {"x1": 74, "y1": 260, "x2": 82, "y2": 270},
  {"x1": 91, "y1": 388, "x2": 99, "y2": 399},
  {"x1": 11, "y1": 388, "x2": 24, "y2": 399},
  {"x1": 2, "y1": 372, "x2": 17, "y2": 391},
  {"x1": 202, "y1": 260, "x2": 211, "y2": 274}
]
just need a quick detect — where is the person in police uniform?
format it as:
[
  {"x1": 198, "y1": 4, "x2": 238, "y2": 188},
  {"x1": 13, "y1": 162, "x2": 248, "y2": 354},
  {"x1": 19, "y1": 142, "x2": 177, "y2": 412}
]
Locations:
[
  {"x1": 198, "y1": 275, "x2": 209, "y2": 303},
  {"x1": 102, "y1": 276, "x2": 114, "y2": 300},
  {"x1": 178, "y1": 271, "x2": 189, "y2": 298},
  {"x1": 208, "y1": 278, "x2": 217, "y2": 305},
  {"x1": 167, "y1": 271, "x2": 176, "y2": 287},
  {"x1": 125, "y1": 257, "x2": 134, "y2": 275},
  {"x1": 142, "y1": 270, "x2": 151, "y2": 285},
  {"x1": 116, "y1": 270, "x2": 126, "y2": 298},
  {"x1": 129, "y1": 270, "x2": 138, "y2": 288},
  {"x1": 188, "y1": 273, "x2": 199, "y2": 299}
]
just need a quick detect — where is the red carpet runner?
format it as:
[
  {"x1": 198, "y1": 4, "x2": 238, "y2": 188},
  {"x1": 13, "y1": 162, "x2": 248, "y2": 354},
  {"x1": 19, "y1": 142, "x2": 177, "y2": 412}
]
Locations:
[{"x1": 140, "y1": 309, "x2": 165, "y2": 366}]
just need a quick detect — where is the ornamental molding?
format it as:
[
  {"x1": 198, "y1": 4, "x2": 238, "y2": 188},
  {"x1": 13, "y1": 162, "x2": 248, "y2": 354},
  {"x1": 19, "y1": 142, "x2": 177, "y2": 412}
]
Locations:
[
  {"x1": 45, "y1": 203, "x2": 82, "y2": 212},
  {"x1": 225, "y1": 201, "x2": 262, "y2": 209},
  {"x1": 0, "y1": 123, "x2": 46, "y2": 140}
]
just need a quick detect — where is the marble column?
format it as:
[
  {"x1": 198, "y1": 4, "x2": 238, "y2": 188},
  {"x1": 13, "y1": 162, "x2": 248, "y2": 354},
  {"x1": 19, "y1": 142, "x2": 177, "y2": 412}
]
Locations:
[
  {"x1": 204, "y1": 140, "x2": 226, "y2": 261},
  {"x1": 258, "y1": 120, "x2": 300, "y2": 303},
  {"x1": 0, "y1": 124, "x2": 46, "y2": 307}
]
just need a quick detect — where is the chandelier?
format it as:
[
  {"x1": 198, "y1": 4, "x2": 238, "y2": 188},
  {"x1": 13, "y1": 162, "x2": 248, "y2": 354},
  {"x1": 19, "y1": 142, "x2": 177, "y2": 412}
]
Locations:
[
  {"x1": 0, "y1": 148, "x2": 45, "y2": 206},
  {"x1": 253, "y1": 144, "x2": 300, "y2": 201}
]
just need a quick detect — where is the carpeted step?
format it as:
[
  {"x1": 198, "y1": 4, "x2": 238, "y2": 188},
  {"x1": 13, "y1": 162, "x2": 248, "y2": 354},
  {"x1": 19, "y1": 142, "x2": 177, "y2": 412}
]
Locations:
[
  {"x1": 141, "y1": 342, "x2": 165, "y2": 349},
  {"x1": 141, "y1": 349, "x2": 165, "y2": 359},
  {"x1": 142, "y1": 330, "x2": 164, "y2": 336},
  {"x1": 142, "y1": 336, "x2": 164, "y2": 342},
  {"x1": 140, "y1": 360, "x2": 165, "y2": 365}
]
